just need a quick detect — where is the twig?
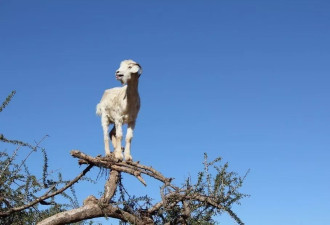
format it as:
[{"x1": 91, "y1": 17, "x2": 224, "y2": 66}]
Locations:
[
  {"x1": 0, "y1": 164, "x2": 93, "y2": 217},
  {"x1": 0, "y1": 133, "x2": 35, "y2": 150},
  {"x1": 0, "y1": 90, "x2": 16, "y2": 112},
  {"x1": 0, "y1": 145, "x2": 21, "y2": 181}
]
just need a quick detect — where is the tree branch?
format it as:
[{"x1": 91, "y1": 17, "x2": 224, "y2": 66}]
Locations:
[
  {"x1": 70, "y1": 150, "x2": 171, "y2": 185},
  {"x1": 0, "y1": 164, "x2": 93, "y2": 217},
  {"x1": 35, "y1": 151, "x2": 246, "y2": 224},
  {"x1": 101, "y1": 169, "x2": 119, "y2": 204},
  {"x1": 37, "y1": 201, "x2": 152, "y2": 225}
]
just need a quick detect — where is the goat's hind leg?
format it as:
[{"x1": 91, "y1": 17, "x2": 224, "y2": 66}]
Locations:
[
  {"x1": 101, "y1": 116, "x2": 111, "y2": 156},
  {"x1": 109, "y1": 126, "x2": 117, "y2": 150}
]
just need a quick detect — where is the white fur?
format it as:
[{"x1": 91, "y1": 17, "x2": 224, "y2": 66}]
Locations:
[{"x1": 96, "y1": 60, "x2": 142, "y2": 161}]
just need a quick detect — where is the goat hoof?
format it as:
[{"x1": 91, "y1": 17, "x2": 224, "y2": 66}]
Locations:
[
  {"x1": 114, "y1": 151, "x2": 123, "y2": 161},
  {"x1": 125, "y1": 154, "x2": 133, "y2": 162}
]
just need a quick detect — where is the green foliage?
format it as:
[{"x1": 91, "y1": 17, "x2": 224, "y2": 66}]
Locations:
[
  {"x1": 115, "y1": 153, "x2": 248, "y2": 225},
  {"x1": 185, "y1": 153, "x2": 249, "y2": 225},
  {"x1": 0, "y1": 92, "x2": 87, "y2": 225},
  {"x1": 0, "y1": 90, "x2": 16, "y2": 113},
  {"x1": 159, "y1": 154, "x2": 248, "y2": 225},
  {"x1": 117, "y1": 173, "x2": 153, "y2": 225}
]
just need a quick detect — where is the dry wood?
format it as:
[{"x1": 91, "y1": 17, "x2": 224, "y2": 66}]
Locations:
[
  {"x1": 70, "y1": 150, "x2": 171, "y2": 185},
  {"x1": 35, "y1": 150, "x2": 244, "y2": 225},
  {"x1": 37, "y1": 150, "x2": 162, "y2": 225},
  {"x1": 37, "y1": 201, "x2": 152, "y2": 225}
]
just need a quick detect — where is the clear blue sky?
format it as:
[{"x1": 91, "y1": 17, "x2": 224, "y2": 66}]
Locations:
[{"x1": 1, "y1": 1, "x2": 329, "y2": 224}]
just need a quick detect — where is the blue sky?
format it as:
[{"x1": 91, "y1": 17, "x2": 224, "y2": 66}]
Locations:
[{"x1": 1, "y1": 1, "x2": 330, "y2": 224}]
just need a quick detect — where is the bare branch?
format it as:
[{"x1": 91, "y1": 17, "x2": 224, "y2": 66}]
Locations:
[
  {"x1": 37, "y1": 200, "x2": 153, "y2": 225},
  {"x1": 70, "y1": 150, "x2": 171, "y2": 185},
  {"x1": 101, "y1": 169, "x2": 119, "y2": 204}
]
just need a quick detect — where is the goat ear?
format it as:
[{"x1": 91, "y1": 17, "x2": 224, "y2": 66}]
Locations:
[{"x1": 131, "y1": 64, "x2": 142, "y2": 75}]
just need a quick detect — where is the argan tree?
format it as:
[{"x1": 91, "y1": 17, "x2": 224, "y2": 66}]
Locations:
[
  {"x1": 0, "y1": 92, "x2": 248, "y2": 225},
  {"x1": 0, "y1": 91, "x2": 88, "y2": 225}
]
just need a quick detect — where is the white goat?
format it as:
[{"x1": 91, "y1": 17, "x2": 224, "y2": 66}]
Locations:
[{"x1": 96, "y1": 59, "x2": 142, "y2": 161}]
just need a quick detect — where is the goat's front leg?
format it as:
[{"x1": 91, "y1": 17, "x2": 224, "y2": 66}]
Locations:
[
  {"x1": 114, "y1": 122, "x2": 123, "y2": 161},
  {"x1": 124, "y1": 122, "x2": 135, "y2": 161},
  {"x1": 109, "y1": 126, "x2": 117, "y2": 149},
  {"x1": 101, "y1": 116, "x2": 111, "y2": 156}
]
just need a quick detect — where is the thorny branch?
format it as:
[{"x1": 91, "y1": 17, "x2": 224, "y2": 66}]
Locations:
[
  {"x1": 0, "y1": 164, "x2": 93, "y2": 217},
  {"x1": 36, "y1": 150, "x2": 247, "y2": 225},
  {"x1": 1, "y1": 147, "x2": 246, "y2": 224}
]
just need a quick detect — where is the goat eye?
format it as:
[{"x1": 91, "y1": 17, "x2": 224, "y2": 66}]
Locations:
[{"x1": 128, "y1": 66, "x2": 132, "y2": 69}]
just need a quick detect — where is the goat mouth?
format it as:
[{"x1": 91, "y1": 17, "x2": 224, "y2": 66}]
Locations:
[{"x1": 116, "y1": 74, "x2": 124, "y2": 79}]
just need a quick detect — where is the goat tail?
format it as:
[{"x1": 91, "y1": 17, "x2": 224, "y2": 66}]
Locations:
[{"x1": 96, "y1": 103, "x2": 102, "y2": 116}]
